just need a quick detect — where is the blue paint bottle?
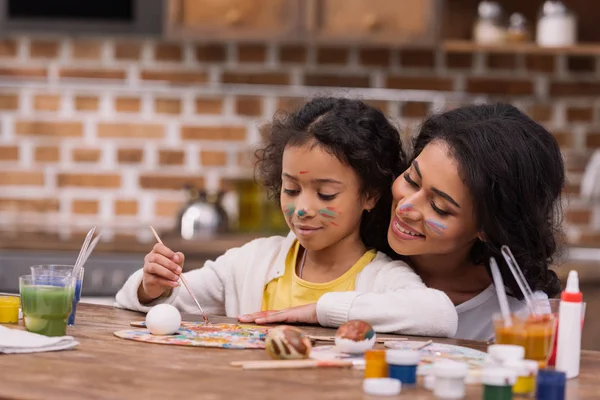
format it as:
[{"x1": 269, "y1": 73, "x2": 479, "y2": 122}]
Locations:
[
  {"x1": 536, "y1": 369, "x2": 566, "y2": 400},
  {"x1": 386, "y1": 350, "x2": 420, "y2": 385}
]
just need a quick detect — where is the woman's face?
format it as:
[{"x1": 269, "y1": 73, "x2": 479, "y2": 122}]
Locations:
[{"x1": 388, "y1": 140, "x2": 480, "y2": 256}]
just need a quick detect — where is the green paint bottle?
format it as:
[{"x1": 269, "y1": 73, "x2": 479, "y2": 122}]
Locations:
[{"x1": 482, "y1": 367, "x2": 517, "y2": 400}]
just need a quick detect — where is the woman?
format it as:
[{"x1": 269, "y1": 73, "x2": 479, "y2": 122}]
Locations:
[
  {"x1": 241, "y1": 103, "x2": 564, "y2": 341},
  {"x1": 387, "y1": 103, "x2": 564, "y2": 340}
]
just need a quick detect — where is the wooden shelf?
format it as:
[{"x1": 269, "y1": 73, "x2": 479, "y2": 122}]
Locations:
[{"x1": 444, "y1": 40, "x2": 600, "y2": 56}]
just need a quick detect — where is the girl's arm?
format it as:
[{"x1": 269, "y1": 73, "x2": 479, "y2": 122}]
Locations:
[{"x1": 114, "y1": 246, "x2": 241, "y2": 315}]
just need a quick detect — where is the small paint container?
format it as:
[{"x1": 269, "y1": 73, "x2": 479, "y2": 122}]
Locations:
[
  {"x1": 363, "y1": 378, "x2": 401, "y2": 396},
  {"x1": 505, "y1": 359, "x2": 538, "y2": 397},
  {"x1": 536, "y1": 369, "x2": 566, "y2": 400},
  {"x1": 0, "y1": 296, "x2": 20, "y2": 324},
  {"x1": 386, "y1": 349, "x2": 420, "y2": 385},
  {"x1": 364, "y1": 349, "x2": 388, "y2": 379},
  {"x1": 432, "y1": 360, "x2": 468, "y2": 399},
  {"x1": 482, "y1": 367, "x2": 517, "y2": 400}
]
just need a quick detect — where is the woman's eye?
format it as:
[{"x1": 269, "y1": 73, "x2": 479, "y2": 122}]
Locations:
[
  {"x1": 431, "y1": 202, "x2": 450, "y2": 217},
  {"x1": 403, "y1": 173, "x2": 419, "y2": 188}
]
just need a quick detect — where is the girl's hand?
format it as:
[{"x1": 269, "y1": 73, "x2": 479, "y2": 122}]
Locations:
[
  {"x1": 238, "y1": 303, "x2": 318, "y2": 325},
  {"x1": 138, "y1": 243, "x2": 185, "y2": 303}
]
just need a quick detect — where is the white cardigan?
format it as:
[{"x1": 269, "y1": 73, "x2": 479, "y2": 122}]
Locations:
[{"x1": 115, "y1": 232, "x2": 458, "y2": 337}]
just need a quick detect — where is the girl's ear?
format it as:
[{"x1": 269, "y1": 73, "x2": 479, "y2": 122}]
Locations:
[
  {"x1": 364, "y1": 193, "x2": 379, "y2": 212},
  {"x1": 477, "y1": 232, "x2": 486, "y2": 242}
]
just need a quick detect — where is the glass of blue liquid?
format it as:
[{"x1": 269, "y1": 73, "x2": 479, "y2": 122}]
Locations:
[{"x1": 30, "y1": 265, "x2": 84, "y2": 326}]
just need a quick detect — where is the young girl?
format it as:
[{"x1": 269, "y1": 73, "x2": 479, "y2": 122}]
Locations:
[{"x1": 115, "y1": 97, "x2": 458, "y2": 336}]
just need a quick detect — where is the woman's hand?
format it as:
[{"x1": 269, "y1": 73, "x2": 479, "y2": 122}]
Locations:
[{"x1": 238, "y1": 303, "x2": 318, "y2": 325}]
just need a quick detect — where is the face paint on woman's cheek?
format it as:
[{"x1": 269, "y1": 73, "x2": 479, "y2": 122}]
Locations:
[
  {"x1": 425, "y1": 219, "x2": 447, "y2": 236},
  {"x1": 284, "y1": 204, "x2": 295, "y2": 218},
  {"x1": 318, "y1": 207, "x2": 340, "y2": 226}
]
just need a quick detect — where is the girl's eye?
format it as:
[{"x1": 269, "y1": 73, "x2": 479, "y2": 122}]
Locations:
[
  {"x1": 403, "y1": 173, "x2": 419, "y2": 188},
  {"x1": 430, "y1": 202, "x2": 450, "y2": 217},
  {"x1": 318, "y1": 193, "x2": 337, "y2": 201},
  {"x1": 283, "y1": 189, "x2": 299, "y2": 196}
]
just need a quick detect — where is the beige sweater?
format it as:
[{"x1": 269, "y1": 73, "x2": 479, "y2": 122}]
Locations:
[{"x1": 115, "y1": 232, "x2": 458, "y2": 337}]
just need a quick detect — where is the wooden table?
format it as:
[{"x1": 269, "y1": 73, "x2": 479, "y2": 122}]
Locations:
[{"x1": 1, "y1": 304, "x2": 599, "y2": 400}]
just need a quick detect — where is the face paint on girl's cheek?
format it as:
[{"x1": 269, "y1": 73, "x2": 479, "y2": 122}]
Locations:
[
  {"x1": 425, "y1": 219, "x2": 447, "y2": 236},
  {"x1": 284, "y1": 204, "x2": 295, "y2": 218},
  {"x1": 318, "y1": 207, "x2": 340, "y2": 227},
  {"x1": 397, "y1": 203, "x2": 415, "y2": 213},
  {"x1": 299, "y1": 171, "x2": 309, "y2": 174}
]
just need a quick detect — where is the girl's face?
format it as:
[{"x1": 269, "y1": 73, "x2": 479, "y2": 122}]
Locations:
[
  {"x1": 281, "y1": 143, "x2": 376, "y2": 251},
  {"x1": 388, "y1": 141, "x2": 480, "y2": 256}
]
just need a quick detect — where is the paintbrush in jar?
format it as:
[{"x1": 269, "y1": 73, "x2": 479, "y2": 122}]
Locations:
[{"x1": 149, "y1": 226, "x2": 209, "y2": 324}]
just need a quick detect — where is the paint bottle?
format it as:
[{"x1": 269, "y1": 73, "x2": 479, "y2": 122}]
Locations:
[
  {"x1": 386, "y1": 350, "x2": 420, "y2": 385},
  {"x1": 535, "y1": 369, "x2": 566, "y2": 400},
  {"x1": 364, "y1": 349, "x2": 388, "y2": 378},
  {"x1": 432, "y1": 360, "x2": 468, "y2": 399},
  {"x1": 505, "y1": 359, "x2": 538, "y2": 397},
  {"x1": 555, "y1": 270, "x2": 583, "y2": 379},
  {"x1": 482, "y1": 367, "x2": 517, "y2": 400}
]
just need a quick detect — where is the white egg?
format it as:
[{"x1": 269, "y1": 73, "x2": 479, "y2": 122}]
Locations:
[{"x1": 145, "y1": 304, "x2": 181, "y2": 335}]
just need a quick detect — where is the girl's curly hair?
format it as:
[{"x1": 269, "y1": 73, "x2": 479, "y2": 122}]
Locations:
[{"x1": 255, "y1": 97, "x2": 407, "y2": 258}]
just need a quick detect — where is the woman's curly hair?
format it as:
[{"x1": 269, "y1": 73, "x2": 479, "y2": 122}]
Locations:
[
  {"x1": 412, "y1": 103, "x2": 564, "y2": 299},
  {"x1": 255, "y1": 97, "x2": 407, "y2": 258}
]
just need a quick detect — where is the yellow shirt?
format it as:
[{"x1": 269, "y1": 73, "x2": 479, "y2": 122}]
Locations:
[{"x1": 261, "y1": 240, "x2": 377, "y2": 311}]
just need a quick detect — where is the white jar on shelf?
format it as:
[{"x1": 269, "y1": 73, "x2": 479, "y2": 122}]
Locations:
[
  {"x1": 536, "y1": 0, "x2": 577, "y2": 47},
  {"x1": 473, "y1": 1, "x2": 506, "y2": 45}
]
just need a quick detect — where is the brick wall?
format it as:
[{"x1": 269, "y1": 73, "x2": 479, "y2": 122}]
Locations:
[{"x1": 0, "y1": 36, "x2": 596, "y2": 245}]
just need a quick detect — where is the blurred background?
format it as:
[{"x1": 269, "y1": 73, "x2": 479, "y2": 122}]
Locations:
[{"x1": 0, "y1": 0, "x2": 599, "y2": 347}]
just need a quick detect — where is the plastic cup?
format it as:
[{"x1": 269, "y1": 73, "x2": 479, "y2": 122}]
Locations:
[
  {"x1": 30, "y1": 265, "x2": 84, "y2": 325},
  {"x1": 493, "y1": 311, "x2": 555, "y2": 368},
  {"x1": 19, "y1": 274, "x2": 75, "y2": 337}
]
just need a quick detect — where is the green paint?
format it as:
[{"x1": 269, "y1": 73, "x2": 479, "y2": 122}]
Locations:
[
  {"x1": 318, "y1": 208, "x2": 337, "y2": 218},
  {"x1": 284, "y1": 204, "x2": 295, "y2": 217},
  {"x1": 20, "y1": 285, "x2": 74, "y2": 337},
  {"x1": 483, "y1": 384, "x2": 513, "y2": 400}
]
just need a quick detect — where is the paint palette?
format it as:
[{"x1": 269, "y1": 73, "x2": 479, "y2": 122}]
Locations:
[{"x1": 114, "y1": 322, "x2": 268, "y2": 349}]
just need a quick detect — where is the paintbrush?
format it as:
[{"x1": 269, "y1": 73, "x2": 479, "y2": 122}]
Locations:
[
  {"x1": 413, "y1": 340, "x2": 433, "y2": 350},
  {"x1": 149, "y1": 226, "x2": 209, "y2": 324},
  {"x1": 71, "y1": 226, "x2": 96, "y2": 282},
  {"x1": 308, "y1": 335, "x2": 407, "y2": 343},
  {"x1": 231, "y1": 359, "x2": 354, "y2": 370}
]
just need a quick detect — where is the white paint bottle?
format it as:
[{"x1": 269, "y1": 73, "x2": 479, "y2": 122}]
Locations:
[{"x1": 555, "y1": 270, "x2": 583, "y2": 379}]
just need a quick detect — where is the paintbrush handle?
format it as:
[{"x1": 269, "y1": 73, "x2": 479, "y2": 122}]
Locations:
[{"x1": 234, "y1": 360, "x2": 354, "y2": 370}]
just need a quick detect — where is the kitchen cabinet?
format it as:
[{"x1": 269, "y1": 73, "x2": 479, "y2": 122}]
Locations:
[
  {"x1": 166, "y1": 0, "x2": 304, "y2": 41},
  {"x1": 166, "y1": 0, "x2": 442, "y2": 46},
  {"x1": 307, "y1": 0, "x2": 442, "y2": 45}
]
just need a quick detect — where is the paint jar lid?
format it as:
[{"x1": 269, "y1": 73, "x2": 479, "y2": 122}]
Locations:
[
  {"x1": 537, "y1": 369, "x2": 566, "y2": 387},
  {"x1": 482, "y1": 367, "x2": 517, "y2": 386},
  {"x1": 363, "y1": 378, "x2": 402, "y2": 396},
  {"x1": 433, "y1": 360, "x2": 469, "y2": 378},
  {"x1": 385, "y1": 349, "x2": 420, "y2": 365},
  {"x1": 505, "y1": 359, "x2": 539, "y2": 376},
  {"x1": 487, "y1": 344, "x2": 525, "y2": 363}
]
